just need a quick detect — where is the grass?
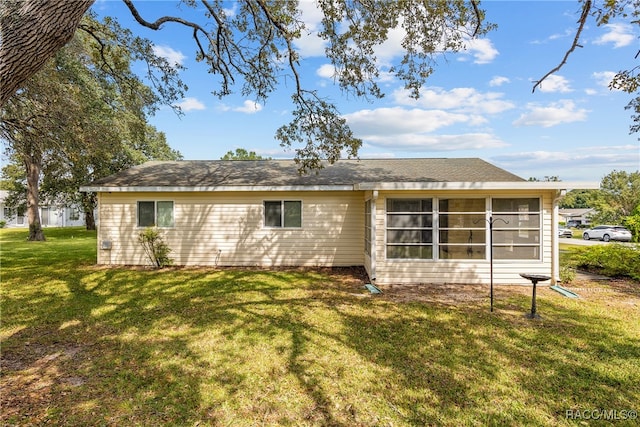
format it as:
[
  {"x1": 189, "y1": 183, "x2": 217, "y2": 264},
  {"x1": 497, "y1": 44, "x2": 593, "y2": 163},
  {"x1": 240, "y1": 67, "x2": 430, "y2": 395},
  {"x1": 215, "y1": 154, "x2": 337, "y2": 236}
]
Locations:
[{"x1": 2, "y1": 227, "x2": 639, "y2": 426}]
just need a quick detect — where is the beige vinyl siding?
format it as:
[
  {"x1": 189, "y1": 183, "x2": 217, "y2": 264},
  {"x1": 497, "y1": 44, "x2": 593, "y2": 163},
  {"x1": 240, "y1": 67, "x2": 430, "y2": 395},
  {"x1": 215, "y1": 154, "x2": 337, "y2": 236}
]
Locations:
[
  {"x1": 97, "y1": 191, "x2": 363, "y2": 267},
  {"x1": 95, "y1": 187, "x2": 558, "y2": 285},
  {"x1": 372, "y1": 190, "x2": 555, "y2": 285}
]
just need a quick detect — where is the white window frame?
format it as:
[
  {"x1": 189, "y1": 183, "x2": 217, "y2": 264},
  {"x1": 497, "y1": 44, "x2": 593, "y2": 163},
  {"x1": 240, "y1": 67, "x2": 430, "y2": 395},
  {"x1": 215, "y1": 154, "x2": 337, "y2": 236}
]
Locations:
[
  {"x1": 68, "y1": 206, "x2": 80, "y2": 221},
  {"x1": 137, "y1": 200, "x2": 175, "y2": 228},
  {"x1": 436, "y1": 197, "x2": 488, "y2": 260},
  {"x1": 385, "y1": 198, "x2": 434, "y2": 260},
  {"x1": 365, "y1": 199, "x2": 372, "y2": 256},
  {"x1": 491, "y1": 197, "x2": 542, "y2": 261},
  {"x1": 263, "y1": 200, "x2": 302, "y2": 228},
  {"x1": 384, "y1": 196, "x2": 543, "y2": 262}
]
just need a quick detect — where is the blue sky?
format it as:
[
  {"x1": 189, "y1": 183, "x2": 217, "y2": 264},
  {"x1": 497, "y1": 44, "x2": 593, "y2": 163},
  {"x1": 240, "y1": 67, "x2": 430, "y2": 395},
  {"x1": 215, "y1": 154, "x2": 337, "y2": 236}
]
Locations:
[{"x1": 92, "y1": 0, "x2": 639, "y2": 182}]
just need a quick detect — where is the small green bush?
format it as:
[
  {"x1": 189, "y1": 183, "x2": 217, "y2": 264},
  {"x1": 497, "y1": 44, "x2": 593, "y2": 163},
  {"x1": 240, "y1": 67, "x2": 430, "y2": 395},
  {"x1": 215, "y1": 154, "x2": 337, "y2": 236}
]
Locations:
[
  {"x1": 559, "y1": 265, "x2": 576, "y2": 283},
  {"x1": 0, "y1": 220, "x2": 6, "y2": 228},
  {"x1": 138, "y1": 227, "x2": 173, "y2": 268},
  {"x1": 574, "y1": 243, "x2": 640, "y2": 281}
]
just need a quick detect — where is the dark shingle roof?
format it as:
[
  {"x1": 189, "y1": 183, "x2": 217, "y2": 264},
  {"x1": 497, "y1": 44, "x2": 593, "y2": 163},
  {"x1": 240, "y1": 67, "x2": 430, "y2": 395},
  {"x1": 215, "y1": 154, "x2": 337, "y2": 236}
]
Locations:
[{"x1": 84, "y1": 158, "x2": 525, "y2": 188}]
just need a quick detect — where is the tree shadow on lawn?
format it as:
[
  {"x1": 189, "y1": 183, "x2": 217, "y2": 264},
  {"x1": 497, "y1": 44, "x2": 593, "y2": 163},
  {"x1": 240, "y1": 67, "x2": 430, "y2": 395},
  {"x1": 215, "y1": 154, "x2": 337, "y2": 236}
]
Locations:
[
  {"x1": 2, "y1": 267, "x2": 345, "y2": 425},
  {"x1": 337, "y1": 286, "x2": 640, "y2": 425},
  {"x1": 2, "y1": 267, "x2": 211, "y2": 425},
  {"x1": 2, "y1": 268, "x2": 639, "y2": 426}
]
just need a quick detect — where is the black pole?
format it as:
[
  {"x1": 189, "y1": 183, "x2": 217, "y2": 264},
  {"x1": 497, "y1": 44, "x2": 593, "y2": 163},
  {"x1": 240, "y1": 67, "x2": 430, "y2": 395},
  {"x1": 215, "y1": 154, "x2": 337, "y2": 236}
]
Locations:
[
  {"x1": 474, "y1": 215, "x2": 507, "y2": 313},
  {"x1": 530, "y1": 279, "x2": 538, "y2": 318},
  {"x1": 475, "y1": 215, "x2": 507, "y2": 313}
]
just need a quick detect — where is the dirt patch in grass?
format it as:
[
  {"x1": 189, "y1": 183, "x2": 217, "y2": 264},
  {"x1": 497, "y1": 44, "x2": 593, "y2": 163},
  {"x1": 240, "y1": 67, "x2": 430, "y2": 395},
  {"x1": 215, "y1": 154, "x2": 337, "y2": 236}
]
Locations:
[
  {"x1": 375, "y1": 276, "x2": 639, "y2": 308},
  {"x1": 293, "y1": 265, "x2": 638, "y2": 309},
  {"x1": 1, "y1": 343, "x2": 87, "y2": 425},
  {"x1": 377, "y1": 283, "x2": 493, "y2": 304}
]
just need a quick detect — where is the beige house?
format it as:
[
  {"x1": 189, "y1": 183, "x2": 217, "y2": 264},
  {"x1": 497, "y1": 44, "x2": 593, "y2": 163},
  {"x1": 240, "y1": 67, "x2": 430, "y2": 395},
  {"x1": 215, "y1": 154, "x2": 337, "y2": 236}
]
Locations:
[
  {"x1": 80, "y1": 158, "x2": 597, "y2": 285},
  {"x1": 559, "y1": 208, "x2": 596, "y2": 227}
]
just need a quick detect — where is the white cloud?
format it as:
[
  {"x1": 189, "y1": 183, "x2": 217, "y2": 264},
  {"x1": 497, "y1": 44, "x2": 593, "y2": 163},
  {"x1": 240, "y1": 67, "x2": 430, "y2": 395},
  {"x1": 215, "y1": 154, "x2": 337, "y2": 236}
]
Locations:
[
  {"x1": 358, "y1": 151, "x2": 398, "y2": 159},
  {"x1": 292, "y1": 1, "x2": 327, "y2": 57},
  {"x1": 513, "y1": 100, "x2": 589, "y2": 127},
  {"x1": 460, "y1": 38, "x2": 499, "y2": 64},
  {"x1": 493, "y1": 146, "x2": 640, "y2": 171},
  {"x1": 592, "y1": 71, "x2": 618, "y2": 89},
  {"x1": 316, "y1": 64, "x2": 336, "y2": 79},
  {"x1": 392, "y1": 87, "x2": 515, "y2": 115},
  {"x1": 585, "y1": 71, "x2": 622, "y2": 95},
  {"x1": 489, "y1": 76, "x2": 510, "y2": 87},
  {"x1": 534, "y1": 74, "x2": 572, "y2": 93},
  {"x1": 294, "y1": 31, "x2": 327, "y2": 58},
  {"x1": 548, "y1": 28, "x2": 574, "y2": 41},
  {"x1": 362, "y1": 133, "x2": 507, "y2": 151},
  {"x1": 345, "y1": 107, "x2": 470, "y2": 135},
  {"x1": 343, "y1": 107, "x2": 507, "y2": 151},
  {"x1": 492, "y1": 147, "x2": 640, "y2": 182},
  {"x1": 222, "y1": 3, "x2": 237, "y2": 17},
  {"x1": 174, "y1": 97, "x2": 205, "y2": 111},
  {"x1": 316, "y1": 62, "x2": 396, "y2": 86},
  {"x1": 372, "y1": 25, "x2": 406, "y2": 65},
  {"x1": 594, "y1": 23, "x2": 635, "y2": 48},
  {"x1": 531, "y1": 28, "x2": 574, "y2": 44},
  {"x1": 232, "y1": 100, "x2": 263, "y2": 114},
  {"x1": 493, "y1": 151, "x2": 573, "y2": 163},
  {"x1": 152, "y1": 45, "x2": 186, "y2": 66},
  {"x1": 345, "y1": 87, "x2": 515, "y2": 152}
]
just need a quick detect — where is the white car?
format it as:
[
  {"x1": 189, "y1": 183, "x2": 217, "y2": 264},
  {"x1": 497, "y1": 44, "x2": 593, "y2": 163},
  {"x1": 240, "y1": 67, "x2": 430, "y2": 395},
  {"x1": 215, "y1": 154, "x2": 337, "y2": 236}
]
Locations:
[
  {"x1": 582, "y1": 225, "x2": 632, "y2": 242},
  {"x1": 558, "y1": 227, "x2": 573, "y2": 238}
]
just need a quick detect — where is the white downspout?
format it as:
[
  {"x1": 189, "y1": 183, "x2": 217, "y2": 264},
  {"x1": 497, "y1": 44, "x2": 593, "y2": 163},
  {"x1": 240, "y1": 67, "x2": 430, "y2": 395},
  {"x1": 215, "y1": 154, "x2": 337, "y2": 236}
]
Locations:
[
  {"x1": 552, "y1": 190, "x2": 566, "y2": 284},
  {"x1": 370, "y1": 190, "x2": 378, "y2": 282}
]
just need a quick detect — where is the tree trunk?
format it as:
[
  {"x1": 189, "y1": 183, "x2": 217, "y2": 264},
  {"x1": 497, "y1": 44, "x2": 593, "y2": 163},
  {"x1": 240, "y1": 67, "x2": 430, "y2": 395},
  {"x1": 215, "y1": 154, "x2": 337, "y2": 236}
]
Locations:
[
  {"x1": 0, "y1": 0, "x2": 95, "y2": 106},
  {"x1": 85, "y1": 209, "x2": 96, "y2": 231},
  {"x1": 84, "y1": 205, "x2": 96, "y2": 230},
  {"x1": 25, "y1": 155, "x2": 45, "y2": 241},
  {"x1": 83, "y1": 193, "x2": 97, "y2": 231}
]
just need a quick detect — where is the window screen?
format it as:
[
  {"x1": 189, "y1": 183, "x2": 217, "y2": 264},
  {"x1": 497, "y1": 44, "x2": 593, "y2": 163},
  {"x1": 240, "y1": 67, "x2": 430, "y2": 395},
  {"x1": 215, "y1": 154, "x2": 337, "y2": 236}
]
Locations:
[
  {"x1": 137, "y1": 201, "x2": 174, "y2": 228},
  {"x1": 491, "y1": 198, "x2": 541, "y2": 260},
  {"x1": 264, "y1": 201, "x2": 301, "y2": 228},
  {"x1": 386, "y1": 199, "x2": 433, "y2": 259}
]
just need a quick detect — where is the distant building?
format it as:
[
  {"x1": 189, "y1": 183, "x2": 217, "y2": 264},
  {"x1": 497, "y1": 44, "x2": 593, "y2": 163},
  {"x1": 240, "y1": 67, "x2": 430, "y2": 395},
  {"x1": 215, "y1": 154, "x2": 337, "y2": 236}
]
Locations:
[
  {"x1": 0, "y1": 190, "x2": 88, "y2": 228},
  {"x1": 559, "y1": 208, "x2": 596, "y2": 227}
]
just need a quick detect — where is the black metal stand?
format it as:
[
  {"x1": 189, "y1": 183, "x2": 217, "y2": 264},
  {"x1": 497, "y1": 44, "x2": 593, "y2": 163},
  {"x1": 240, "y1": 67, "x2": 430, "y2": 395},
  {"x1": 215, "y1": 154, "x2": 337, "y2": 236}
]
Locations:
[
  {"x1": 520, "y1": 273, "x2": 550, "y2": 319},
  {"x1": 475, "y1": 216, "x2": 508, "y2": 313}
]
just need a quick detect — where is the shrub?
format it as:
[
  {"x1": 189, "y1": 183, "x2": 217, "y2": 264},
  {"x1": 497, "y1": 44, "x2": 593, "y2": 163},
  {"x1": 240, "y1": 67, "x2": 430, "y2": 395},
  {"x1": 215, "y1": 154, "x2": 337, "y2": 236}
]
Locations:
[
  {"x1": 622, "y1": 209, "x2": 640, "y2": 243},
  {"x1": 138, "y1": 227, "x2": 173, "y2": 268},
  {"x1": 559, "y1": 265, "x2": 576, "y2": 284},
  {"x1": 0, "y1": 220, "x2": 6, "y2": 228},
  {"x1": 574, "y1": 243, "x2": 640, "y2": 281}
]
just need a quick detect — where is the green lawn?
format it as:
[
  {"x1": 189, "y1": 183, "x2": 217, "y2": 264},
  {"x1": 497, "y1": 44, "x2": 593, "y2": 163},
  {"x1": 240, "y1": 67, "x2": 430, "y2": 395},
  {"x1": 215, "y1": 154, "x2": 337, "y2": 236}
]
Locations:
[{"x1": 2, "y1": 227, "x2": 639, "y2": 426}]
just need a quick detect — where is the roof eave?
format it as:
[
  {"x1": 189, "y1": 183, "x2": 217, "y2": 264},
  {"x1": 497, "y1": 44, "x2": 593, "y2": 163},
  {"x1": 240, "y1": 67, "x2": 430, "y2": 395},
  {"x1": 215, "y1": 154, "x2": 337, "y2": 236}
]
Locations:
[
  {"x1": 354, "y1": 181, "x2": 600, "y2": 191},
  {"x1": 81, "y1": 181, "x2": 600, "y2": 193},
  {"x1": 79, "y1": 185, "x2": 357, "y2": 193}
]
